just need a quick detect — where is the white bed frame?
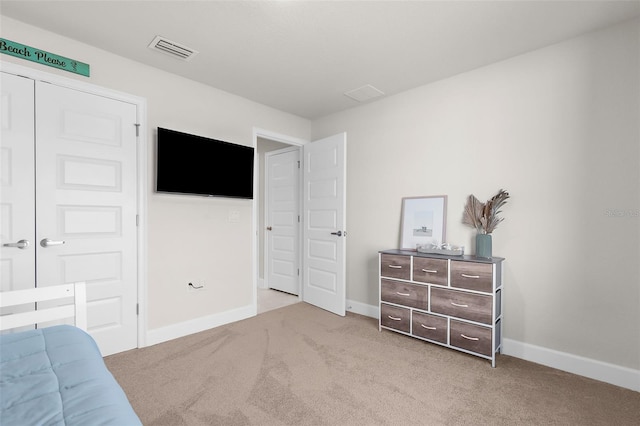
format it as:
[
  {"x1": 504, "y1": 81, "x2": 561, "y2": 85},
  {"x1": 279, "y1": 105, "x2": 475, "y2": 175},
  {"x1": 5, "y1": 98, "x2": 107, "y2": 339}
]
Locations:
[{"x1": 0, "y1": 283, "x2": 87, "y2": 331}]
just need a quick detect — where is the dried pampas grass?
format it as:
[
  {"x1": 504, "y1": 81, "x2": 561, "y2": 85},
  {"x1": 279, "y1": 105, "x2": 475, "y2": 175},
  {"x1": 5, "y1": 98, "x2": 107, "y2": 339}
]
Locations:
[{"x1": 462, "y1": 189, "x2": 510, "y2": 234}]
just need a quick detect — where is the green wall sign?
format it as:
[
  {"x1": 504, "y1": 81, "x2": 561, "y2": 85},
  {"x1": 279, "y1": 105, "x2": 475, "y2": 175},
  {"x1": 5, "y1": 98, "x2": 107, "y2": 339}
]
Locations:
[{"x1": 0, "y1": 38, "x2": 90, "y2": 77}]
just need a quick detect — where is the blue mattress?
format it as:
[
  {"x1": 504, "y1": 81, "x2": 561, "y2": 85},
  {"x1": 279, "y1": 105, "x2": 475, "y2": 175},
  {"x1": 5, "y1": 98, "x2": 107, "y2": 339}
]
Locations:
[{"x1": 0, "y1": 325, "x2": 141, "y2": 425}]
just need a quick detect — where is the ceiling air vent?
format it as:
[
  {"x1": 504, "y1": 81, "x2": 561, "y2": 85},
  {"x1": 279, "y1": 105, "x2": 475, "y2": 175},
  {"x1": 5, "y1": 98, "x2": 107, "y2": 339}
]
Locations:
[
  {"x1": 148, "y1": 36, "x2": 198, "y2": 61},
  {"x1": 344, "y1": 84, "x2": 385, "y2": 102}
]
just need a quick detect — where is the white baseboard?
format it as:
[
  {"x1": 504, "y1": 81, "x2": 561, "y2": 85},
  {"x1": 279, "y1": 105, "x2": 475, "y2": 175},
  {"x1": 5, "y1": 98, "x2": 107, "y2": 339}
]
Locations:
[
  {"x1": 503, "y1": 338, "x2": 640, "y2": 392},
  {"x1": 144, "y1": 298, "x2": 370, "y2": 346},
  {"x1": 145, "y1": 304, "x2": 256, "y2": 347},
  {"x1": 346, "y1": 299, "x2": 379, "y2": 319},
  {"x1": 343, "y1": 303, "x2": 640, "y2": 392}
]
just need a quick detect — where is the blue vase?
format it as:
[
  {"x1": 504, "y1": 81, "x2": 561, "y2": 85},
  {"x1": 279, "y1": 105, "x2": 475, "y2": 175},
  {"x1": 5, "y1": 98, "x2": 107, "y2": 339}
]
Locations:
[{"x1": 476, "y1": 234, "x2": 492, "y2": 258}]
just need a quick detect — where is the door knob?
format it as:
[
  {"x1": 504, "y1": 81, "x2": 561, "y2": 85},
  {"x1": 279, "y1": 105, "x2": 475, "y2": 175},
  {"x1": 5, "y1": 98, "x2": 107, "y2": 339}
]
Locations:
[
  {"x1": 266, "y1": 226, "x2": 273, "y2": 231},
  {"x1": 40, "y1": 238, "x2": 66, "y2": 248},
  {"x1": 330, "y1": 231, "x2": 342, "y2": 237},
  {"x1": 2, "y1": 239, "x2": 30, "y2": 249}
]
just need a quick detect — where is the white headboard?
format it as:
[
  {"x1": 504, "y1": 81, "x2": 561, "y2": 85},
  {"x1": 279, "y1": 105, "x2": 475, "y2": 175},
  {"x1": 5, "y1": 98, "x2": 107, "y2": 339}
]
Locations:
[{"x1": 0, "y1": 282, "x2": 87, "y2": 331}]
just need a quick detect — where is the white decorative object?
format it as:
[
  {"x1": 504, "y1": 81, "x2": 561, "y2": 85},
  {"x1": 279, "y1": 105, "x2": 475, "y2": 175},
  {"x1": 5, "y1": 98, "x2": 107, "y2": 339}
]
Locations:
[{"x1": 417, "y1": 243, "x2": 464, "y2": 256}]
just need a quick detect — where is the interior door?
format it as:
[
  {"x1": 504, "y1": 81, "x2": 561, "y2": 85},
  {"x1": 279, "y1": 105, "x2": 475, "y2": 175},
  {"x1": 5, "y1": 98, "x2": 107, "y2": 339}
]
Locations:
[
  {"x1": 302, "y1": 133, "x2": 346, "y2": 316},
  {"x1": 0, "y1": 72, "x2": 36, "y2": 293},
  {"x1": 266, "y1": 147, "x2": 300, "y2": 295},
  {"x1": 1, "y1": 72, "x2": 36, "y2": 332},
  {"x1": 35, "y1": 81, "x2": 138, "y2": 356}
]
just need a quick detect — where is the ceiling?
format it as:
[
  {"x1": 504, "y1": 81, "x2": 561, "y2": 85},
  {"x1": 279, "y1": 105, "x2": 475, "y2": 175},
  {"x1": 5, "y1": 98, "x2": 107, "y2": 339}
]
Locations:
[{"x1": 1, "y1": 1, "x2": 639, "y2": 119}]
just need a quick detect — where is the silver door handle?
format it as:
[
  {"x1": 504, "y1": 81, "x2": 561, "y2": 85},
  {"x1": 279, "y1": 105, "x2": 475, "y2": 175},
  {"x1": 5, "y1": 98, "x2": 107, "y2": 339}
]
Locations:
[
  {"x1": 2, "y1": 239, "x2": 30, "y2": 249},
  {"x1": 40, "y1": 238, "x2": 65, "y2": 248},
  {"x1": 331, "y1": 231, "x2": 342, "y2": 236}
]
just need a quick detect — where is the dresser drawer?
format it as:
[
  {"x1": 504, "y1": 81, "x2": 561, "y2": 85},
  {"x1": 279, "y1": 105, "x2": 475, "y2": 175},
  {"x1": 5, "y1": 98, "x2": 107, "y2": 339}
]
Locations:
[
  {"x1": 412, "y1": 311, "x2": 447, "y2": 344},
  {"x1": 381, "y1": 279, "x2": 428, "y2": 310},
  {"x1": 451, "y1": 261, "x2": 493, "y2": 293},
  {"x1": 380, "y1": 254, "x2": 411, "y2": 280},
  {"x1": 450, "y1": 320, "x2": 492, "y2": 357},
  {"x1": 413, "y1": 257, "x2": 448, "y2": 286},
  {"x1": 431, "y1": 288, "x2": 493, "y2": 325},
  {"x1": 380, "y1": 303, "x2": 410, "y2": 333}
]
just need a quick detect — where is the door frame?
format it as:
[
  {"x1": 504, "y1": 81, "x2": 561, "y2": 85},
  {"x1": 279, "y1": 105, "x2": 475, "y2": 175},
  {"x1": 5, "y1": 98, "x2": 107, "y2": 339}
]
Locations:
[
  {"x1": 1, "y1": 61, "x2": 149, "y2": 348},
  {"x1": 252, "y1": 128, "x2": 307, "y2": 312}
]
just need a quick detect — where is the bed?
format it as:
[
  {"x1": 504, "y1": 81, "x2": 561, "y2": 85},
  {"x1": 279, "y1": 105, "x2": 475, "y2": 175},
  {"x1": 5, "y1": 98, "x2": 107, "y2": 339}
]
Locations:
[{"x1": 0, "y1": 283, "x2": 142, "y2": 425}]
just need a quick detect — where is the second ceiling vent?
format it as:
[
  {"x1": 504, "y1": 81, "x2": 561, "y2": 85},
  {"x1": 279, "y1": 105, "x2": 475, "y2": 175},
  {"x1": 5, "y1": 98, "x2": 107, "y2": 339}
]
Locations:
[{"x1": 148, "y1": 36, "x2": 199, "y2": 61}]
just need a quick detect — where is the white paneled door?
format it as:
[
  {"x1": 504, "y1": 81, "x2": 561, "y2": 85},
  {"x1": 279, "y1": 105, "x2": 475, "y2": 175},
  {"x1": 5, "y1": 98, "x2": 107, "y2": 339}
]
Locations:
[
  {"x1": 36, "y1": 81, "x2": 138, "y2": 356},
  {"x1": 266, "y1": 147, "x2": 300, "y2": 295},
  {"x1": 0, "y1": 71, "x2": 139, "y2": 355},
  {"x1": 0, "y1": 73, "x2": 36, "y2": 293},
  {"x1": 302, "y1": 133, "x2": 346, "y2": 316}
]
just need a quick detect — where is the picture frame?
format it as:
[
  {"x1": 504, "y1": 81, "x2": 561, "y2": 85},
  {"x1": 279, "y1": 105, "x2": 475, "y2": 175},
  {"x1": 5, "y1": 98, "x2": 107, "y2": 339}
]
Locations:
[{"x1": 400, "y1": 195, "x2": 447, "y2": 250}]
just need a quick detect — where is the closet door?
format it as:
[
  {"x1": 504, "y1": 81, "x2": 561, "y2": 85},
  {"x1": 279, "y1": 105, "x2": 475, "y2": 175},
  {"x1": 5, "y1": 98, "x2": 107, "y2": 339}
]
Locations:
[
  {"x1": 35, "y1": 81, "x2": 139, "y2": 355},
  {"x1": 0, "y1": 72, "x2": 36, "y2": 293}
]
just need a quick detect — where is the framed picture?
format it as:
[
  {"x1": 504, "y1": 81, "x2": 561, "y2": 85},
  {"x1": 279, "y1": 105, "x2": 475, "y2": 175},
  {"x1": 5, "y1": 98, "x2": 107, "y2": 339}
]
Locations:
[{"x1": 400, "y1": 195, "x2": 447, "y2": 250}]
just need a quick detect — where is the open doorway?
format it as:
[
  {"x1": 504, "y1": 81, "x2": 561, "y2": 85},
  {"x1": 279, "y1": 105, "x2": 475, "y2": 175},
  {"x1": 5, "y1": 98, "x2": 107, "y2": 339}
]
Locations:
[{"x1": 253, "y1": 129, "x2": 347, "y2": 317}]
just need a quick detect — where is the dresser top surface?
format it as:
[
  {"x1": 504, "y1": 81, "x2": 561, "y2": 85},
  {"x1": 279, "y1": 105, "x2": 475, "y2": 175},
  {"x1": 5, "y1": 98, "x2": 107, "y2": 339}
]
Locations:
[{"x1": 380, "y1": 249, "x2": 505, "y2": 264}]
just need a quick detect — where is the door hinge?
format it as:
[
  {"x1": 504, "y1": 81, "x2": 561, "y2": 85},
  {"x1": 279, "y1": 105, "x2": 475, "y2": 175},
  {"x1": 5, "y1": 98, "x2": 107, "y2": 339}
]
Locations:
[
  {"x1": 136, "y1": 214, "x2": 139, "y2": 226},
  {"x1": 134, "y1": 123, "x2": 140, "y2": 137},
  {"x1": 298, "y1": 215, "x2": 300, "y2": 223},
  {"x1": 136, "y1": 303, "x2": 139, "y2": 315},
  {"x1": 297, "y1": 160, "x2": 300, "y2": 169},
  {"x1": 297, "y1": 269, "x2": 300, "y2": 276}
]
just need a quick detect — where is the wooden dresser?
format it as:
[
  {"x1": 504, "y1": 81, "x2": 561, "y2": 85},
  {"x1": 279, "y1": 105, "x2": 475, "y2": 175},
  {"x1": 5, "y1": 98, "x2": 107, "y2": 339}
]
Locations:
[{"x1": 379, "y1": 249, "x2": 504, "y2": 367}]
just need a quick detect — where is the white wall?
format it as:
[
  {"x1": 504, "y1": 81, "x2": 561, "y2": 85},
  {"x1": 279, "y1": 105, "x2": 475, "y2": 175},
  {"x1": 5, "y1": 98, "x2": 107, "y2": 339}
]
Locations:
[
  {"x1": 0, "y1": 17, "x2": 311, "y2": 336},
  {"x1": 3, "y1": 12, "x2": 638, "y2": 389},
  {"x1": 312, "y1": 19, "x2": 640, "y2": 374}
]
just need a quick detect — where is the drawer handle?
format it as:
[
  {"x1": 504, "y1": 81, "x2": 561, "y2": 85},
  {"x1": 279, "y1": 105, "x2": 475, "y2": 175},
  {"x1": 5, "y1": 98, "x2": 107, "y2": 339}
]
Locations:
[
  {"x1": 420, "y1": 324, "x2": 437, "y2": 330},
  {"x1": 396, "y1": 291, "x2": 411, "y2": 296},
  {"x1": 461, "y1": 273, "x2": 480, "y2": 279},
  {"x1": 461, "y1": 334, "x2": 479, "y2": 341},
  {"x1": 388, "y1": 265, "x2": 402, "y2": 269},
  {"x1": 388, "y1": 315, "x2": 402, "y2": 321},
  {"x1": 421, "y1": 269, "x2": 438, "y2": 273},
  {"x1": 451, "y1": 302, "x2": 468, "y2": 308}
]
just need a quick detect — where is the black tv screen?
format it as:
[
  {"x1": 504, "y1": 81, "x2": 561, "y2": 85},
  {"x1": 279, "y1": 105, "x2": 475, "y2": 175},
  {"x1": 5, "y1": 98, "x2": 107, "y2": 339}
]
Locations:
[{"x1": 156, "y1": 127, "x2": 254, "y2": 199}]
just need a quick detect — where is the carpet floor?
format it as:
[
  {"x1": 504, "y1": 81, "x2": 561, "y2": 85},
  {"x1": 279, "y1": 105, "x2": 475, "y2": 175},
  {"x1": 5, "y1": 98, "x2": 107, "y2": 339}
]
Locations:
[{"x1": 105, "y1": 302, "x2": 640, "y2": 425}]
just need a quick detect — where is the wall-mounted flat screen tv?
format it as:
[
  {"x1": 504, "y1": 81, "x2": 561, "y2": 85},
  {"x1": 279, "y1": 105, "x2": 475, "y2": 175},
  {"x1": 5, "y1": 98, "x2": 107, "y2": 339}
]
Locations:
[{"x1": 156, "y1": 127, "x2": 254, "y2": 199}]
